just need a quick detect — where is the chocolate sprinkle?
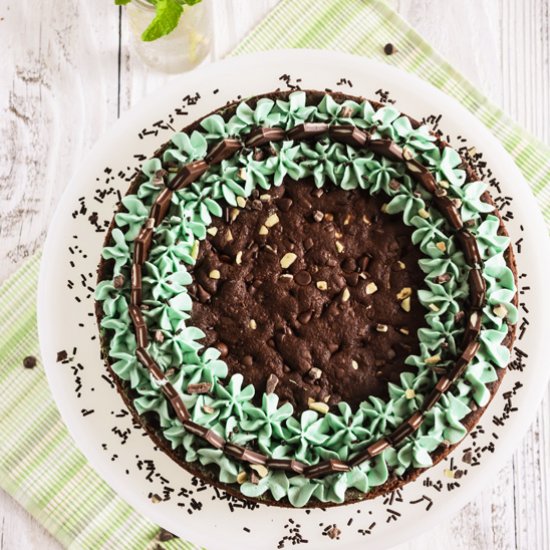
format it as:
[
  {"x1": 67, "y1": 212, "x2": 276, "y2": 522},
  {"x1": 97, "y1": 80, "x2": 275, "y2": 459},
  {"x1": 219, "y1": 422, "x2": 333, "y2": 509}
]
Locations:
[
  {"x1": 23, "y1": 356, "x2": 37, "y2": 369},
  {"x1": 157, "y1": 528, "x2": 178, "y2": 542},
  {"x1": 383, "y1": 43, "x2": 397, "y2": 55}
]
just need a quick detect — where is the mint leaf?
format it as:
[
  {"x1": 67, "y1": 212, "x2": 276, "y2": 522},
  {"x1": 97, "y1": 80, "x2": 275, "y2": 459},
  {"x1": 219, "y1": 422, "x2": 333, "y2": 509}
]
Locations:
[
  {"x1": 141, "y1": 0, "x2": 183, "y2": 42},
  {"x1": 114, "y1": 0, "x2": 131, "y2": 5}
]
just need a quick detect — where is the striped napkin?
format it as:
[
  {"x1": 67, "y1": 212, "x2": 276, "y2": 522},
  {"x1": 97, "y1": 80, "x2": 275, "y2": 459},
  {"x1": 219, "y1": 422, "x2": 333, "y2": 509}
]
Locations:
[{"x1": 1, "y1": 0, "x2": 548, "y2": 548}]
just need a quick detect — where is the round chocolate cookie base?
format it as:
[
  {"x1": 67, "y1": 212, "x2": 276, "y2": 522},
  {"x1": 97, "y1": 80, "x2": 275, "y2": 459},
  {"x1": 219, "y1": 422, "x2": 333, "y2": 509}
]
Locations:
[
  {"x1": 95, "y1": 89, "x2": 518, "y2": 508},
  {"x1": 189, "y1": 176, "x2": 428, "y2": 413}
]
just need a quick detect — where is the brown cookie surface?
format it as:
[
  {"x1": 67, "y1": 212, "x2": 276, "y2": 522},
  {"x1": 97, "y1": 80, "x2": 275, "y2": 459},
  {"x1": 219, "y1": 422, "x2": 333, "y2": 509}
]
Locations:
[{"x1": 189, "y1": 177, "x2": 427, "y2": 412}]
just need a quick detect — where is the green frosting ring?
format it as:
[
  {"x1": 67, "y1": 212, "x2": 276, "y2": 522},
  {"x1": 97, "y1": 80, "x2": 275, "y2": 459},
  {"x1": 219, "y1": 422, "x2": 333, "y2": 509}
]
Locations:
[{"x1": 96, "y1": 92, "x2": 516, "y2": 507}]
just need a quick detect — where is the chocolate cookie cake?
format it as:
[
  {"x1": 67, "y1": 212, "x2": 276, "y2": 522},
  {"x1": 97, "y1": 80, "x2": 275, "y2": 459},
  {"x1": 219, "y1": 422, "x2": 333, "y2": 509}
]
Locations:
[{"x1": 95, "y1": 90, "x2": 518, "y2": 508}]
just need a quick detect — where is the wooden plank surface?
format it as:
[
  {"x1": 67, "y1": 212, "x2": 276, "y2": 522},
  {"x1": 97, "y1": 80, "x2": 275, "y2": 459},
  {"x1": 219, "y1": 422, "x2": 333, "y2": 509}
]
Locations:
[{"x1": 0, "y1": 0, "x2": 548, "y2": 548}]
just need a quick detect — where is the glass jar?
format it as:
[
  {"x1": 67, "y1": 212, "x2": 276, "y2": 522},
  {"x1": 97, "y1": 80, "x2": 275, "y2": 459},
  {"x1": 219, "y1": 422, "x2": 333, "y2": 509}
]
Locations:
[{"x1": 126, "y1": 0, "x2": 212, "y2": 73}]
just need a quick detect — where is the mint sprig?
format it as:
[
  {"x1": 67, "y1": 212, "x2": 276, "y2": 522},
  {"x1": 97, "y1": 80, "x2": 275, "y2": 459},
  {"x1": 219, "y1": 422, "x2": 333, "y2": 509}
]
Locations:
[{"x1": 115, "y1": 0, "x2": 202, "y2": 42}]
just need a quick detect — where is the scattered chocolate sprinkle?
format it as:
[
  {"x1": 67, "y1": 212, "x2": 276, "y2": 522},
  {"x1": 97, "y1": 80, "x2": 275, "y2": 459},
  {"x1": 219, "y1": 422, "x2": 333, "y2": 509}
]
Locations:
[
  {"x1": 56, "y1": 350, "x2": 68, "y2": 362},
  {"x1": 156, "y1": 528, "x2": 178, "y2": 542},
  {"x1": 23, "y1": 356, "x2": 37, "y2": 369},
  {"x1": 384, "y1": 43, "x2": 397, "y2": 55}
]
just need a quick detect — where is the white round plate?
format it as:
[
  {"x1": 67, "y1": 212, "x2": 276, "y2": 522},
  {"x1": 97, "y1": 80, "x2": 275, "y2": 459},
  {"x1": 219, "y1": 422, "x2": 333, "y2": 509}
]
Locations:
[{"x1": 38, "y1": 50, "x2": 550, "y2": 550}]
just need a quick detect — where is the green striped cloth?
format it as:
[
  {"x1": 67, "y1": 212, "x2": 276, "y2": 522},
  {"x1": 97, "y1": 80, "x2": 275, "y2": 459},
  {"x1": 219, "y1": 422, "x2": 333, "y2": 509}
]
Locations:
[{"x1": 1, "y1": 0, "x2": 548, "y2": 548}]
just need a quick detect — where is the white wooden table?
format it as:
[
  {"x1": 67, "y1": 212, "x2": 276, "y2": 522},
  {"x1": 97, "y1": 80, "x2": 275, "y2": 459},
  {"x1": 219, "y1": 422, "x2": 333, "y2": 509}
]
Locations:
[{"x1": 1, "y1": 1, "x2": 548, "y2": 548}]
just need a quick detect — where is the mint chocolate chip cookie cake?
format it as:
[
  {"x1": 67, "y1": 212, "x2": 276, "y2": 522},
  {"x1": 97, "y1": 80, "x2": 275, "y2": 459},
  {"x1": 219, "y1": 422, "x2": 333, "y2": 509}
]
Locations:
[{"x1": 95, "y1": 90, "x2": 518, "y2": 508}]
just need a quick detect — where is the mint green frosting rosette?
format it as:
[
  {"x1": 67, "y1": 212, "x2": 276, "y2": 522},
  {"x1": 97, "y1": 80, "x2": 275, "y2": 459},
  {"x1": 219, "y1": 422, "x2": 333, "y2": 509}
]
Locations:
[{"x1": 96, "y1": 92, "x2": 516, "y2": 507}]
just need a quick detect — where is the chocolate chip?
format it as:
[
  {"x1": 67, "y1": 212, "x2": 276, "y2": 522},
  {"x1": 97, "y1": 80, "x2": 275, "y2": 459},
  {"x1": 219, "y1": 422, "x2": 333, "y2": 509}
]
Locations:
[
  {"x1": 311, "y1": 188, "x2": 323, "y2": 198},
  {"x1": 157, "y1": 528, "x2": 177, "y2": 542},
  {"x1": 328, "y1": 394, "x2": 341, "y2": 406},
  {"x1": 242, "y1": 355, "x2": 253, "y2": 367},
  {"x1": 215, "y1": 342, "x2": 229, "y2": 358},
  {"x1": 341, "y1": 257, "x2": 357, "y2": 273},
  {"x1": 388, "y1": 241, "x2": 400, "y2": 253},
  {"x1": 276, "y1": 197, "x2": 293, "y2": 212},
  {"x1": 389, "y1": 179, "x2": 401, "y2": 191},
  {"x1": 345, "y1": 272, "x2": 360, "y2": 287},
  {"x1": 251, "y1": 199, "x2": 263, "y2": 211},
  {"x1": 294, "y1": 270, "x2": 312, "y2": 286},
  {"x1": 358, "y1": 256, "x2": 370, "y2": 271},
  {"x1": 435, "y1": 273, "x2": 451, "y2": 284},
  {"x1": 332, "y1": 275, "x2": 346, "y2": 290},
  {"x1": 113, "y1": 274, "x2": 125, "y2": 288},
  {"x1": 56, "y1": 350, "x2": 68, "y2": 362},
  {"x1": 253, "y1": 148, "x2": 264, "y2": 161},
  {"x1": 23, "y1": 356, "x2": 37, "y2": 369},
  {"x1": 196, "y1": 284, "x2": 211, "y2": 303},
  {"x1": 304, "y1": 237, "x2": 314, "y2": 251},
  {"x1": 249, "y1": 470, "x2": 260, "y2": 485},
  {"x1": 297, "y1": 310, "x2": 313, "y2": 324}
]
